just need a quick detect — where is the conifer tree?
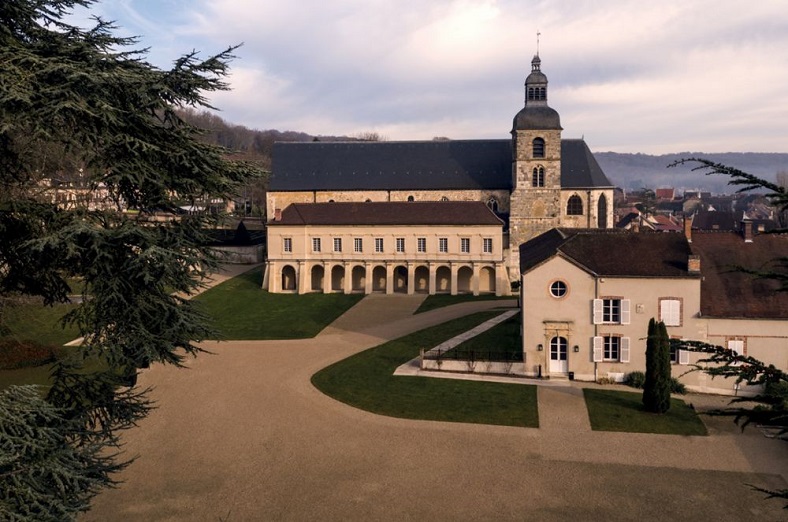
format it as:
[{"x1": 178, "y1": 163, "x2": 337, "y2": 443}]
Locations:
[
  {"x1": 0, "y1": 1, "x2": 261, "y2": 518},
  {"x1": 643, "y1": 319, "x2": 671, "y2": 413}
]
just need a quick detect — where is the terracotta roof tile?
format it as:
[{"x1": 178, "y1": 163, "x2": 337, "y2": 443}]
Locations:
[{"x1": 690, "y1": 231, "x2": 788, "y2": 318}]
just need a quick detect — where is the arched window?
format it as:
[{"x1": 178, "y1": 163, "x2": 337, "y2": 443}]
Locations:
[
  {"x1": 597, "y1": 194, "x2": 608, "y2": 228},
  {"x1": 567, "y1": 195, "x2": 583, "y2": 215},
  {"x1": 539, "y1": 87, "x2": 546, "y2": 100},
  {"x1": 528, "y1": 87, "x2": 534, "y2": 100},
  {"x1": 532, "y1": 166, "x2": 545, "y2": 187},
  {"x1": 532, "y1": 138, "x2": 545, "y2": 158},
  {"x1": 441, "y1": 196, "x2": 449, "y2": 201},
  {"x1": 407, "y1": 195, "x2": 415, "y2": 202},
  {"x1": 486, "y1": 197, "x2": 499, "y2": 212}
]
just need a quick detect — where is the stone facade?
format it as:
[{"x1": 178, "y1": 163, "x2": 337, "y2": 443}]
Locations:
[
  {"x1": 264, "y1": 221, "x2": 509, "y2": 295},
  {"x1": 265, "y1": 55, "x2": 615, "y2": 290}
]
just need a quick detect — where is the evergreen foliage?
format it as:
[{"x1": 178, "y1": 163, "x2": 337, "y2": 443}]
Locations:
[
  {"x1": 642, "y1": 319, "x2": 671, "y2": 413},
  {"x1": 0, "y1": 0, "x2": 261, "y2": 518}
]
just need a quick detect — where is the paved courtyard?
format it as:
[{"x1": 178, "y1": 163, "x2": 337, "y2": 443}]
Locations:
[{"x1": 83, "y1": 293, "x2": 787, "y2": 521}]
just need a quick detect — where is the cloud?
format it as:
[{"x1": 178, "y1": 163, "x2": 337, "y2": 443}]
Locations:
[{"x1": 69, "y1": 0, "x2": 788, "y2": 152}]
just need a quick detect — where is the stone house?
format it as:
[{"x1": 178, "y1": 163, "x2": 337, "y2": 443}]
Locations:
[
  {"x1": 263, "y1": 55, "x2": 615, "y2": 294},
  {"x1": 519, "y1": 222, "x2": 787, "y2": 395}
]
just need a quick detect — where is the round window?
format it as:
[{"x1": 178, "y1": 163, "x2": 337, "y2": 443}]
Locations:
[{"x1": 550, "y1": 280, "x2": 567, "y2": 298}]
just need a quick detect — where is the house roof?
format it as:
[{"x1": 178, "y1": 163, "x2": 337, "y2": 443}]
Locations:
[
  {"x1": 520, "y1": 229, "x2": 694, "y2": 277},
  {"x1": 559, "y1": 140, "x2": 614, "y2": 189},
  {"x1": 269, "y1": 139, "x2": 613, "y2": 192},
  {"x1": 690, "y1": 231, "x2": 788, "y2": 319},
  {"x1": 270, "y1": 140, "x2": 511, "y2": 191},
  {"x1": 655, "y1": 188, "x2": 675, "y2": 200},
  {"x1": 270, "y1": 201, "x2": 504, "y2": 227}
]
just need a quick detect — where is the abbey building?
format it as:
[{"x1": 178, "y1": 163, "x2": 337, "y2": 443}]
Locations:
[{"x1": 263, "y1": 55, "x2": 615, "y2": 295}]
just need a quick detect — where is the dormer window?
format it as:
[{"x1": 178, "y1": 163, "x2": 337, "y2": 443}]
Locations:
[{"x1": 532, "y1": 138, "x2": 545, "y2": 158}]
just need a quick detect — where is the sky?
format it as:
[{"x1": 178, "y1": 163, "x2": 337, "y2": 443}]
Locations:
[{"x1": 70, "y1": 0, "x2": 788, "y2": 154}]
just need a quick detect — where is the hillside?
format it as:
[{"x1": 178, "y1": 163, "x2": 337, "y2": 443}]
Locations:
[
  {"x1": 179, "y1": 110, "x2": 787, "y2": 194},
  {"x1": 595, "y1": 152, "x2": 788, "y2": 193}
]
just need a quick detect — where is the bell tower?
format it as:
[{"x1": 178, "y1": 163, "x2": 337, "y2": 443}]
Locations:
[{"x1": 509, "y1": 53, "x2": 563, "y2": 276}]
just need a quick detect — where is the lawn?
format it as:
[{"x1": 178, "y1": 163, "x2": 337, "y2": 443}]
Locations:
[
  {"x1": 415, "y1": 293, "x2": 515, "y2": 314},
  {"x1": 312, "y1": 311, "x2": 539, "y2": 428},
  {"x1": 583, "y1": 388, "x2": 707, "y2": 435},
  {"x1": 194, "y1": 267, "x2": 364, "y2": 339},
  {"x1": 443, "y1": 312, "x2": 521, "y2": 361},
  {"x1": 1, "y1": 300, "x2": 79, "y2": 348}
]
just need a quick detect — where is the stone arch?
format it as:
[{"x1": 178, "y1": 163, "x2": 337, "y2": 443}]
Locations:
[
  {"x1": 567, "y1": 194, "x2": 583, "y2": 216},
  {"x1": 597, "y1": 194, "x2": 608, "y2": 229},
  {"x1": 310, "y1": 265, "x2": 324, "y2": 292},
  {"x1": 478, "y1": 266, "x2": 495, "y2": 293},
  {"x1": 351, "y1": 265, "x2": 366, "y2": 292},
  {"x1": 486, "y1": 197, "x2": 499, "y2": 212},
  {"x1": 414, "y1": 266, "x2": 429, "y2": 293},
  {"x1": 457, "y1": 266, "x2": 473, "y2": 294},
  {"x1": 371, "y1": 266, "x2": 387, "y2": 292},
  {"x1": 393, "y1": 265, "x2": 408, "y2": 293},
  {"x1": 281, "y1": 265, "x2": 297, "y2": 292},
  {"x1": 435, "y1": 266, "x2": 451, "y2": 293},
  {"x1": 532, "y1": 137, "x2": 545, "y2": 158},
  {"x1": 331, "y1": 265, "x2": 345, "y2": 292}
]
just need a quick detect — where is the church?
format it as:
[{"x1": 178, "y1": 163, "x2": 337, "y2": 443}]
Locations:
[{"x1": 263, "y1": 55, "x2": 615, "y2": 295}]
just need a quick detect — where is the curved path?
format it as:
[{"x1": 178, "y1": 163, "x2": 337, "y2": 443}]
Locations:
[{"x1": 84, "y1": 294, "x2": 787, "y2": 521}]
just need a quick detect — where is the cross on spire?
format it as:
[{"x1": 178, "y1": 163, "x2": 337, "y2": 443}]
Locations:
[{"x1": 536, "y1": 30, "x2": 541, "y2": 56}]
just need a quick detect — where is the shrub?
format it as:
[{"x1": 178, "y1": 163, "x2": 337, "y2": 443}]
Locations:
[
  {"x1": 670, "y1": 377, "x2": 687, "y2": 395},
  {"x1": 625, "y1": 371, "x2": 646, "y2": 389}
]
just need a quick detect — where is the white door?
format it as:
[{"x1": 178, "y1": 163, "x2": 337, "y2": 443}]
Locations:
[{"x1": 549, "y1": 337, "x2": 568, "y2": 374}]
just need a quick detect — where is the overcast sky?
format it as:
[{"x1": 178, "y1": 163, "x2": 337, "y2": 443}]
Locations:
[{"x1": 72, "y1": 0, "x2": 788, "y2": 154}]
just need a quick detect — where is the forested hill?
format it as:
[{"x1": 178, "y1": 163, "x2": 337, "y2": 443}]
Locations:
[
  {"x1": 179, "y1": 109, "x2": 787, "y2": 193},
  {"x1": 594, "y1": 152, "x2": 788, "y2": 193}
]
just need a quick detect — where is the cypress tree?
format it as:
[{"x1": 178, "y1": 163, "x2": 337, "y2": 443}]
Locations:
[{"x1": 643, "y1": 318, "x2": 672, "y2": 413}]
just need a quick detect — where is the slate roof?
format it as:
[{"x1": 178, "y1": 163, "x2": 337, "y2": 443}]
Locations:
[
  {"x1": 560, "y1": 140, "x2": 614, "y2": 189},
  {"x1": 520, "y1": 229, "x2": 693, "y2": 277},
  {"x1": 270, "y1": 139, "x2": 613, "y2": 192},
  {"x1": 270, "y1": 201, "x2": 504, "y2": 227},
  {"x1": 690, "y1": 231, "x2": 788, "y2": 319},
  {"x1": 270, "y1": 140, "x2": 511, "y2": 191}
]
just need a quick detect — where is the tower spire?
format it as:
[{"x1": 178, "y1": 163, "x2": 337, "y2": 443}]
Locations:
[{"x1": 536, "y1": 30, "x2": 541, "y2": 57}]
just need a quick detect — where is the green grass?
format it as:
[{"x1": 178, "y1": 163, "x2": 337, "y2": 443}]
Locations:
[
  {"x1": 444, "y1": 312, "x2": 522, "y2": 361},
  {"x1": 583, "y1": 388, "x2": 707, "y2": 435},
  {"x1": 1, "y1": 301, "x2": 79, "y2": 347},
  {"x1": 194, "y1": 267, "x2": 364, "y2": 339},
  {"x1": 415, "y1": 293, "x2": 515, "y2": 314},
  {"x1": 312, "y1": 311, "x2": 538, "y2": 428}
]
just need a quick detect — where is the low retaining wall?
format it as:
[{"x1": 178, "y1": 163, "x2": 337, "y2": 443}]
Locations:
[
  {"x1": 420, "y1": 356, "x2": 526, "y2": 377},
  {"x1": 213, "y1": 245, "x2": 264, "y2": 264}
]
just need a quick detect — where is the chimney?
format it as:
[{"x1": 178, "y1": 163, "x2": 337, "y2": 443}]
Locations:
[
  {"x1": 683, "y1": 215, "x2": 692, "y2": 243},
  {"x1": 688, "y1": 254, "x2": 701, "y2": 274},
  {"x1": 274, "y1": 208, "x2": 282, "y2": 221},
  {"x1": 742, "y1": 220, "x2": 753, "y2": 243}
]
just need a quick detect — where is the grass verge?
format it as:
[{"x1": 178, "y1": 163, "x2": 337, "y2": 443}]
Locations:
[
  {"x1": 415, "y1": 294, "x2": 515, "y2": 314},
  {"x1": 312, "y1": 311, "x2": 538, "y2": 428},
  {"x1": 194, "y1": 267, "x2": 364, "y2": 339},
  {"x1": 444, "y1": 312, "x2": 521, "y2": 361},
  {"x1": 584, "y1": 388, "x2": 707, "y2": 435}
]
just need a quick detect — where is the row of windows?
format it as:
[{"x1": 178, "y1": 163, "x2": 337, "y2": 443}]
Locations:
[
  {"x1": 550, "y1": 335, "x2": 692, "y2": 364},
  {"x1": 527, "y1": 87, "x2": 546, "y2": 101},
  {"x1": 541, "y1": 294, "x2": 682, "y2": 328},
  {"x1": 284, "y1": 237, "x2": 494, "y2": 254},
  {"x1": 553, "y1": 337, "x2": 744, "y2": 365}
]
